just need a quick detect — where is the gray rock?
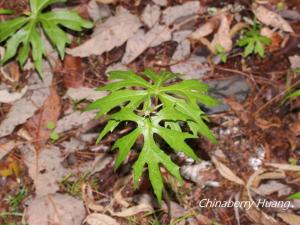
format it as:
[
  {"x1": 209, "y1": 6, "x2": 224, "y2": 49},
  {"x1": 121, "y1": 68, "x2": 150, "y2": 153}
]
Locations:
[{"x1": 204, "y1": 76, "x2": 251, "y2": 114}]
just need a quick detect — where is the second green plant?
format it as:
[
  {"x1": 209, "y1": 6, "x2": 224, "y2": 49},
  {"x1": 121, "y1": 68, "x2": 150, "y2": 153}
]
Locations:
[{"x1": 0, "y1": 0, "x2": 93, "y2": 76}]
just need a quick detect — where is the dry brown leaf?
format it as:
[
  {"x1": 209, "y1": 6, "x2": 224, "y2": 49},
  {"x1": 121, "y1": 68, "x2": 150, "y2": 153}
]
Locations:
[
  {"x1": 88, "y1": 0, "x2": 111, "y2": 22},
  {"x1": 0, "y1": 140, "x2": 19, "y2": 160},
  {"x1": 25, "y1": 85, "x2": 61, "y2": 149},
  {"x1": 68, "y1": 8, "x2": 141, "y2": 57},
  {"x1": 152, "y1": 0, "x2": 167, "y2": 6},
  {"x1": 266, "y1": 163, "x2": 300, "y2": 171},
  {"x1": 242, "y1": 189, "x2": 279, "y2": 225},
  {"x1": 109, "y1": 194, "x2": 153, "y2": 217},
  {"x1": 54, "y1": 110, "x2": 97, "y2": 134},
  {"x1": 162, "y1": 1, "x2": 200, "y2": 25},
  {"x1": 22, "y1": 145, "x2": 68, "y2": 196},
  {"x1": 289, "y1": 55, "x2": 300, "y2": 69},
  {"x1": 25, "y1": 193, "x2": 86, "y2": 225},
  {"x1": 211, "y1": 14, "x2": 233, "y2": 52},
  {"x1": 170, "y1": 55, "x2": 210, "y2": 80},
  {"x1": 113, "y1": 176, "x2": 131, "y2": 207},
  {"x1": 189, "y1": 17, "x2": 219, "y2": 40},
  {"x1": 66, "y1": 87, "x2": 107, "y2": 101},
  {"x1": 95, "y1": 0, "x2": 115, "y2": 4},
  {"x1": 0, "y1": 66, "x2": 53, "y2": 138},
  {"x1": 252, "y1": 3, "x2": 294, "y2": 33},
  {"x1": 290, "y1": 121, "x2": 300, "y2": 136},
  {"x1": 63, "y1": 53, "x2": 85, "y2": 88},
  {"x1": 211, "y1": 156, "x2": 245, "y2": 185},
  {"x1": 141, "y1": 4, "x2": 161, "y2": 28},
  {"x1": 260, "y1": 27, "x2": 283, "y2": 52},
  {"x1": 277, "y1": 213, "x2": 300, "y2": 225},
  {"x1": 84, "y1": 213, "x2": 120, "y2": 225},
  {"x1": 82, "y1": 184, "x2": 105, "y2": 212},
  {"x1": 243, "y1": 169, "x2": 281, "y2": 225},
  {"x1": 171, "y1": 39, "x2": 191, "y2": 62},
  {"x1": 0, "y1": 86, "x2": 28, "y2": 103},
  {"x1": 254, "y1": 117, "x2": 281, "y2": 130},
  {"x1": 122, "y1": 25, "x2": 172, "y2": 64},
  {"x1": 247, "y1": 168, "x2": 286, "y2": 189}
]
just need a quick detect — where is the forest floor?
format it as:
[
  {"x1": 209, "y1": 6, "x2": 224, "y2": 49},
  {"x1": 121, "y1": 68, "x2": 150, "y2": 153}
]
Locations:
[{"x1": 0, "y1": 0, "x2": 300, "y2": 225}]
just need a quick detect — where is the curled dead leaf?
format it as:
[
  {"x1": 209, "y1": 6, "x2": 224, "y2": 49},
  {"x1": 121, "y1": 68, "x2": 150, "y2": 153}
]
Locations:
[
  {"x1": 82, "y1": 184, "x2": 105, "y2": 213},
  {"x1": 254, "y1": 116, "x2": 281, "y2": 130},
  {"x1": 109, "y1": 194, "x2": 153, "y2": 217},
  {"x1": 211, "y1": 156, "x2": 245, "y2": 185}
]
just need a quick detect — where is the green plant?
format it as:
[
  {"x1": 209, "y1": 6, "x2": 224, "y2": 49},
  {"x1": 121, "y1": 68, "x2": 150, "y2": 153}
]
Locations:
[
  {"x1": 87, "y1": 69, "x2": 219, "y2": 203},
  {"x1": 215, "y1": 44, "x2": 227, "y2": 63},
  {"x1": 6, "y1": 186, "x2": 28, "y2": 212},
  {"x1": 0, "y1": 0, "x2": 93, "y2": 76},
  {"x1": 47, "y1": 121, "x2": 59, "y2": 141},
  {"x1": 287, "y1": 89, "x2": 300, "y2": 100},
  {"x1": 0, "y1": 9, "x2": 15, "y2": 15},
  {"x1": 59, "y1": 173, "x2": 97, "y2": 197},
  {"x1": 288, "y1": 192, "x2": 300, "y2": 199},
  {"x1": 237, "y1": 19, "x2": 271, "y2": 58}
]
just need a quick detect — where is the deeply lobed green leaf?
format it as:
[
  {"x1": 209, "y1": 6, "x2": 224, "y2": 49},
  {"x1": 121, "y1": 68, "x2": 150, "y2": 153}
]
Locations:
[{"x1": 88, "y1": 70, "x2": 219, "y2": 203}]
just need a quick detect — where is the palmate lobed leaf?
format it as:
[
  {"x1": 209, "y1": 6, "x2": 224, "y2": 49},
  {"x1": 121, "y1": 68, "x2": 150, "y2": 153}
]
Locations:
[
  {"x1": 88, "y1": 70, "x2": 219, "y2": 203},
  {"x1": 0, "y1": 0, "x2": 93, "y2": 76}
]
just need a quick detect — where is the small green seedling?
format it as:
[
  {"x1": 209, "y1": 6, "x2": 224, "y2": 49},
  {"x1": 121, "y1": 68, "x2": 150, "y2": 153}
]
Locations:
[
  {"x1": 287, "y1": 89, "x2": 300, "y2": 100},
  {"x1": 288, "y1": 192, "x2": 300, "y2": 199},
  {"x1": 215, "y1": 44, "x2": 227, "y2": 63},
  {"x1": 237, "y1": 19, "x2": 271, "y2": 58},
  {"x1": 87, "y1": 69, "x2": 219, "y2": 203},
  {"x1": 0, "y1": 0, "x2": 93, "y2": 76},
  {"x1": 0, "y1": 9, "x2": 15, "y2": 15},
  {"x1": 6, "y1": 186, "x2": 27, "y2": 212},
  {"x1": 47, "y1": 121, "x2": 59, "y2": 141}
]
